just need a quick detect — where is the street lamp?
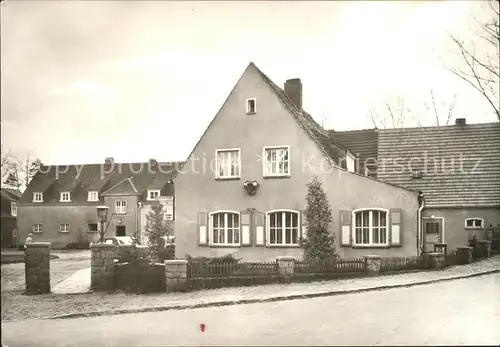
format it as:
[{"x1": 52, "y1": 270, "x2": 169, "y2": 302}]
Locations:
[{"x1": 96, "y1": 205, "x2": 109, "y2": 243}]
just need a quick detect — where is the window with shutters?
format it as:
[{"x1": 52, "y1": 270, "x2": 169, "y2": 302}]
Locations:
[
  {"x1": 267, "y1": 210, "x2": 299, "y2": 246},
  {"x1": 215, "y1": 149, "x2": 241, "y2": 179},
  {"x1": 209, "y1": 211, "x2": 240, "y2": 245},
  {"x1": 353, "y1": 209, "x2": 388, "y2": 246}
]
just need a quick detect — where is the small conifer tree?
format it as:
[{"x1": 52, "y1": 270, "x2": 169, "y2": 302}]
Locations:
[
  {"x1": 145, "y1": 202, "x2": 172, "y2": 261},
  {"x1": 300, "y1": 175, "x2": 336, "y2": 262}
]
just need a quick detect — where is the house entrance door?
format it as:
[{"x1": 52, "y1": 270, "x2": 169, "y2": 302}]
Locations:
[
  {"x1": 423, "y1": 218, "x2": 443, "y2": 253},
  {"x1": 116, "y1": 225, "x2": 126, "y2": 236}
]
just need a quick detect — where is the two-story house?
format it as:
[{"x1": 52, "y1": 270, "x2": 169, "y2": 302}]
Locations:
[
  {"x1": 173, "y1": 62, "x2": 421, "y2": 262},
  {"x1": 17, "y1": 158, "x2": 181, "y2": 248},
  {"x1": 1, "y1": 187, "x2": 22, "y2": 248}
]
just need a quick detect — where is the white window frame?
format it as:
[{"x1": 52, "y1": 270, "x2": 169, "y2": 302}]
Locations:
[
  {"x1": 32, "y1": 224, "x2": 43, "y2": 233},
  {"x1": 147, "y1": 189, "x2": 161, "y2": 201},
  {"x1": 465, "y1": 218, "x2": 484, "y2": 229},
  {"x1": 266, "y1": 209, "x2": 300, "y2": 246},
  {"x1": 209, "y1": 211, "x2": 241, "y2": 246},
  {"x1": 87, "y1": 191, "x2": 99, "y2": 202},
  {"x1": 60, "y1": 191, "x2": 71, "y2": 202},
  {"x1": 215, "y1": 148, "x2": 241, "y2": 179},
  {"x1": 33, "y1": 192, "x2": 43, "y2": 203},
  {"x1": 246, "y1": 98, "x2": 257, "y2": 114},
  {"x1": 11, "y1": 202, "x2": 17, "y2": 217},
  {"x1": 263, "y1": 146, "x2": 291, "y2": 177},
  {"x1": 59, "y1": 223, "x2": 70, "y2": 233},
  {"x1": 115, "y1": 200, "x2": 127, "y2": 214},
  {"x1": 352, "y1": 208, "x2": 389, "y2": 247}
]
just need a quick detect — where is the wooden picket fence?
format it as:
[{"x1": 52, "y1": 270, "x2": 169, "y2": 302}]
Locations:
[
  {"x1": 294, "y1": 257, "x2": 367, "y2": 274},
  {"x1": 187, "y1": 261, "x2": 279, "y2": 278}
]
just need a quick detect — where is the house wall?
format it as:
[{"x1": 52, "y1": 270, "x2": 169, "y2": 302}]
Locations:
[
  {"x1": 16, "y1": 205, "x2": 101, "y2": 248},
  {"x1": 174, "y1": 65, "x2": 419, "y2": 262},
  {"x1": 103, "y1": 195, "x2": 140, "y2": 238},
  {"x1": 1, "y1": 217, "x2": 16, "y2": 248},
  {"x1": 422, "y1": 207, "x2": 500, "y2": 251}
]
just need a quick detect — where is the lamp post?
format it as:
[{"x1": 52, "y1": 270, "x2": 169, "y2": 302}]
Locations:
[{"x1": 96, "y1": 205, "x2": 109, "y2": 243}]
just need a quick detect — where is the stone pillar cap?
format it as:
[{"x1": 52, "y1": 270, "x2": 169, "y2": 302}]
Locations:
[
  {"x1": 427, "y1": 252, "x2": 444, "y2": 256},
  {"x1": 277, "y1": 256, "x2": 295, "y2": 261},
  {"x1": 457, "y1": 246, "x2": 473, "y2": 250},
  {"x1": 26, "y1": 242, "x2": 51, "y2": 248},
  {"x1": 165, "y1": 259, "x2": 188, "y2": 265},
  {"x1": 478, "y1": 240, "x2": 492, "y2": 244}
]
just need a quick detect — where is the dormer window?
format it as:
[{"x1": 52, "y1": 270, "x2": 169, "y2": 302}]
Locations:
[
  {"x1": 246, "y1": 98, "x2": 256, "y2": 115},
  {"x1": 87, "y1": 191, "x2": 99, "y2": 202},
  {"x1": 33, "y1": 192, "x2": 43, "y2": 203},
  {"x1": 147, "y1": 189, "x2": 161, "y2": 201},
  {"x1": 60, "y1": 191, "x2": 71, "y2": 202}
]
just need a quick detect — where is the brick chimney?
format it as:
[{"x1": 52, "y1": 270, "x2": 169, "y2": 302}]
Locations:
[
  {"x1": 148, "y1": 159, "x2": 158, "y2": 172},
  {"x1": 104, "y1": 157, "x2": 114, "y2": 171},
  {"x1": 284, "y1": 78, "x2": 302, "y2": 110},
  {"x1": 455, "y1": 118, "x2": 466, "y2": 126}
]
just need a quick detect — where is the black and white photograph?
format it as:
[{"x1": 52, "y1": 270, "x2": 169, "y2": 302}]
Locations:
[{"x1": 1, "y1": 0, "x2": 499, "y2": 346}]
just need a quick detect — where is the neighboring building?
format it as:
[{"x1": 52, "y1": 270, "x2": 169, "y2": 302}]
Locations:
[
  {"x1": 373, "y1": 120, "x2": 500, "y2": 253},
  {"x1": 17, "y1": 158, "x2": 181, "y2": 249},
  {"x1": 173, "y1": 62, "x2": 420, "y2": 262},
  {"x1": 1, "y1": 187, "x2": 22, "y2": 248},
  {"x1": 329, "y1": 128, "x2": 379, "y2": 177}
]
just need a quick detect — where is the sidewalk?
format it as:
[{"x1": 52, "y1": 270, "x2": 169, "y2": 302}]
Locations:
[{"x1": 2, "y1": 255, "x2": 499, "y2": 322}]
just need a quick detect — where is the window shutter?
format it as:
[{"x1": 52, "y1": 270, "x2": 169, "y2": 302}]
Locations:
[
  {"x1": 300, "y1": 210, "x2": 308, "y2": 240},
  {"x1": 198, "y1": 212, "x2": 208, "y2": 246},
  {"x1": 254, "y1": 212, "x2": 265, "y2": 246},
  {"x1": 390, "y1": 209, "x2": 402, "y2": 246},
  {"x1": 241, "y1": 210, "x2": 252, "y2": 246},
  {"x1": 340, "y1": 210, "x2": 352, "y2": 246}
]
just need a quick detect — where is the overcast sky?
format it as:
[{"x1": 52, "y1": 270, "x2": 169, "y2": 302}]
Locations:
[{"x1": 1, "y1": 0, "x2": 497, "y2": 165}]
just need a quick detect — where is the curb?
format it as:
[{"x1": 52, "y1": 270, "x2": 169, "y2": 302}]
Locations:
[{"x1": 46, "y1": 268, "x2": 500, "y2": 321}]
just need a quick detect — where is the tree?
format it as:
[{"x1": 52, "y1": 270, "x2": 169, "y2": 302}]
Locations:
[
  {"x1": 144, "y1": 202, "x2": 172, "y2": 262},
  {"x1": 2, "y1": 149, "x2": 43, "y2": 191},
  {"x1": 300, "y1": 176, "x2": 336, "y2": 262},
  {"x1": 369, "y1": 91, "x2": 457, "y2": 129},
  {"x1": 445, "y1": 0, "x2": 499, "y2": 121},
  {"x1": 1, "y1": 145, "x2": 12, "y2": 183}
]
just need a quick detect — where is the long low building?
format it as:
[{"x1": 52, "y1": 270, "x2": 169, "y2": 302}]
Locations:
[{"x1": 16, "y1": 158, "x2": 182, "y2": 248}]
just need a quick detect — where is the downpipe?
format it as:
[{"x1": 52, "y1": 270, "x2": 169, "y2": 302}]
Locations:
[{"x1": 417, "y1": 191, "x2": 425, "y2": 256}]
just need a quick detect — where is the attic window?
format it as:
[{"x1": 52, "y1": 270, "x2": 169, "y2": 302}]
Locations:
[
  {"x1": 147, "y1": 189, "x2": 161, "y2": 201},
  {"x1": 60, "y1": 191, "x2": 71, "y2": 202},
  {"x1": 33, "y1": 192, "x2": 43, "y2": 203},
  {"x1": 88, "y1": 191, "x2": 99, "y2": 202},
  {"x1": 246, "y1": 98, "x2": 256, "y2": 114},
  {"x1": 411, "y1": 170, "x2": 423, "y2": 179}
]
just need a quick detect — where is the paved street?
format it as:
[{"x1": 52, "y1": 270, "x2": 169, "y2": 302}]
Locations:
[
  {"x1": 3, "y1": 273, "x2": 499, "y2": 346},
  {"x1": 1, "y1": 250, "x2": 90, "y2": 293}
]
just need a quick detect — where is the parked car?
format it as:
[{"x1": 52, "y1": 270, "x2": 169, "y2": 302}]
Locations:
[{"x1": 103, "y1": 236, "x2": 140, "y2": 247}]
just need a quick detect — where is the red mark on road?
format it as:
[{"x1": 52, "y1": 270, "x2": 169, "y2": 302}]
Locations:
[{"x1": 200, "y1": 323, "x2": 206, "y2": 332}]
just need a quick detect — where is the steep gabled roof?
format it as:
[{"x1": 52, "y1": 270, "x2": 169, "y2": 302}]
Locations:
[
  {"x1": 329, "y1": 128, "x2": 379, "y2": 175},
  {"x1": 101, "y1": 177, "x2": 139, "y2": 196},
  {"x1": 377, "y1": 122, "x2": 500, "y2": 208},
  {"x1": 252, "y1": 63, "x2": 349, "y2": 166},
  {"x1": 19, "y1": 161, "x2": 183, "y2": 204}
]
